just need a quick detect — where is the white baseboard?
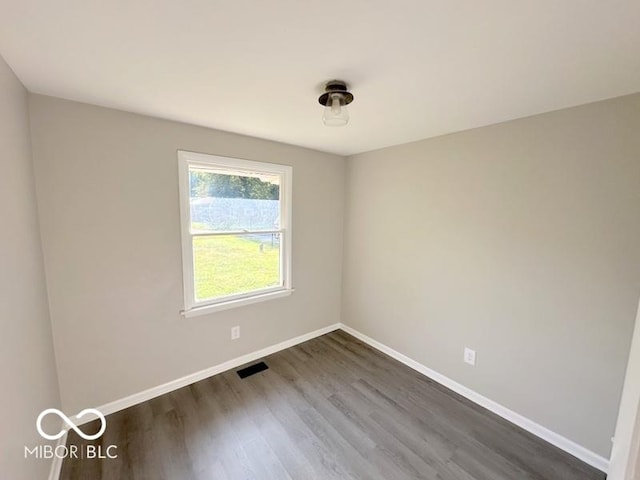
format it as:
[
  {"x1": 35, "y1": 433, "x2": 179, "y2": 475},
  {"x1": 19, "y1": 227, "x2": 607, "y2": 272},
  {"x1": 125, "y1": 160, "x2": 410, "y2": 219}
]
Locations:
[
  {"x1": 61, "y1": 320, "x2": 608, "y2": 476},
  {"x1": 339, "y1": 323, "x2": 610, "y2": 473},
  {"x1": 48, "y1": 429, "x2": 67, "y2": 480},
  {"x1": 81, "y1": 323, "x2": 341, "y2": 423}
]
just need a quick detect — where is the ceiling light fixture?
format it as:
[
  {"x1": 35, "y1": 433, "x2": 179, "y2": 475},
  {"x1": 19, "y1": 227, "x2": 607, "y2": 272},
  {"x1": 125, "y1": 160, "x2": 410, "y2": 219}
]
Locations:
[{"x1": 318, "y1": 80, "x2": 354, "y2": 127}]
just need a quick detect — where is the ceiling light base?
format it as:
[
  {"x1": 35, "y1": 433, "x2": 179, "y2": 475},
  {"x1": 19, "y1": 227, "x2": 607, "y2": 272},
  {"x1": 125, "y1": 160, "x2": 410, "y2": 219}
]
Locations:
[{"x1": 318, "y1": 80, "x2": 354, "y2": 106}]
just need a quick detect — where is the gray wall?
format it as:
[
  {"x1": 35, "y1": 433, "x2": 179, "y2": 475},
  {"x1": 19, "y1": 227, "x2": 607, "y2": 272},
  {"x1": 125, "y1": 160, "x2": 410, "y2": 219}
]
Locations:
[
  {"x1": 0, "y1": 57, "x2": 61, "y2": 479},
  {"x1": 342, "y1": 93, "x2": 640, "y2": 458},
  {"x1": 28, "y1": 95, "x2": 345, "y2": 414}
]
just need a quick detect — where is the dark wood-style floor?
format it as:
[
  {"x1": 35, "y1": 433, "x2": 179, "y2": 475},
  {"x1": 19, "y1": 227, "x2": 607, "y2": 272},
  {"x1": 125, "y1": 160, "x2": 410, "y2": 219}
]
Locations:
[{"x1": 60, "y1": 330, "x2": 605, "y2": 480}]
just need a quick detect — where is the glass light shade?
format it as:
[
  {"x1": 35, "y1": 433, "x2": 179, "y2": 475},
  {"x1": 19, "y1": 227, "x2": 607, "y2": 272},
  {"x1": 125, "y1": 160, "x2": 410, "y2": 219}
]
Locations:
[{"x1": 322, "y1": 93, "x2": 349, "y2": 126}]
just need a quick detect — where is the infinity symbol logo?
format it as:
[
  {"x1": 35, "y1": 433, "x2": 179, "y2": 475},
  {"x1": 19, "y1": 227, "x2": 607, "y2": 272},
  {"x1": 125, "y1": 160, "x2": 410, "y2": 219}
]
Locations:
[{"x1": 37, "y1": 408, "x2": 106, "y2": 441}]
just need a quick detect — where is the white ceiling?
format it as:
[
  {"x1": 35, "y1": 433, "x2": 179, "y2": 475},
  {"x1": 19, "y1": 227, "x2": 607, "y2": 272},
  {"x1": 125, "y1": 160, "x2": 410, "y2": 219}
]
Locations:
[{"x1": 1, "y1": 0, "x2": 639, "y2": 155}]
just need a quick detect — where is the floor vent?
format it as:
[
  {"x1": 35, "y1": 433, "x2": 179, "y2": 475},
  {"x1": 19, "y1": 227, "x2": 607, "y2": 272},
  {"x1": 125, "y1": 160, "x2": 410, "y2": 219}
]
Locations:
[{"x1": 237, "y1": 361, "x2": 269, "y2": 379}]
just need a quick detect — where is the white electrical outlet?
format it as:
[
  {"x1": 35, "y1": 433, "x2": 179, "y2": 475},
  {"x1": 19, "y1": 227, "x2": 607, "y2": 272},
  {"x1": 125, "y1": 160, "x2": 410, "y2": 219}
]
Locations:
[
  {"x1": 231, "y1": 326, "x2": 240, "y2": 340},
  {"x1": 464, "y1": 347, "x2": 476, "y2": 366}
]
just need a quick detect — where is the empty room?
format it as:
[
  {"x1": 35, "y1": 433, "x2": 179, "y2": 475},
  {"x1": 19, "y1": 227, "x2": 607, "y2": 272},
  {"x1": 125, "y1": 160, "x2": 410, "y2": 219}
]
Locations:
[{"x1": 2, "y1": 1, "x2": 640, "y2": 479}]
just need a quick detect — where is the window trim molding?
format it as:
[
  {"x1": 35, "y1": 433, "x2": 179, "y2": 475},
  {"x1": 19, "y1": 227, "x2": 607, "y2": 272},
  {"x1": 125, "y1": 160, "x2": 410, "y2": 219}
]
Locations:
[{"x1": 177, "y1": 150, "x2": 293, "y2": 316}]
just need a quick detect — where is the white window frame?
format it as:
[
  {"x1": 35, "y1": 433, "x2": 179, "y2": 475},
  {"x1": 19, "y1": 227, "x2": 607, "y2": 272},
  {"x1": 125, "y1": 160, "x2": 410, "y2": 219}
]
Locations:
[{"x1": 178, "y1": 150, "x2": 293, "y2": 317}]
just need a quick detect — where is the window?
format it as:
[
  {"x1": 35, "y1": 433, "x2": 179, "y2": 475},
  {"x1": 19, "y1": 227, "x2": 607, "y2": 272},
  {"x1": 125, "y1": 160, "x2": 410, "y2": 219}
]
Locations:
[{"x1": 178, "y1": 151, "x2": 292, "y2": 316}]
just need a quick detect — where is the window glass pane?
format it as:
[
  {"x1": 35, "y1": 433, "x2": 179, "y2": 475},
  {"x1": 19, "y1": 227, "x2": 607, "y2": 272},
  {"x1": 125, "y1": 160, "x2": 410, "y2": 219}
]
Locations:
[
  {"x1": 193, "y1": 233, "x2": 281, "y2": 302},
  {"x1": 189, "y1": 167, "x2": 281, "y2": 232}
]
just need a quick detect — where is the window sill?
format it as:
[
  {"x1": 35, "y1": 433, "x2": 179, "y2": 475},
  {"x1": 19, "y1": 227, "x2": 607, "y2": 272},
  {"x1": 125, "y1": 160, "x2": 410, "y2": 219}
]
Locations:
[{"x1": 182, "y1": 288, "x2": 294, "y2": 318}]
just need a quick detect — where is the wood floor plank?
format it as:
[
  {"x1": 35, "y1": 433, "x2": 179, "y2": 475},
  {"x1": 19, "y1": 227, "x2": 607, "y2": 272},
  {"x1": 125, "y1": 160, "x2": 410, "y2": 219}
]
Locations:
[
  {"x1": 59, "y1": 331, "x2": 606, "y2": 480},
  {"x1": 259, "y1": 358, "x2": 386, "y2": 479},
  {"x1": 220, "y1": 365, "x2": 356, "y2": 480}
]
